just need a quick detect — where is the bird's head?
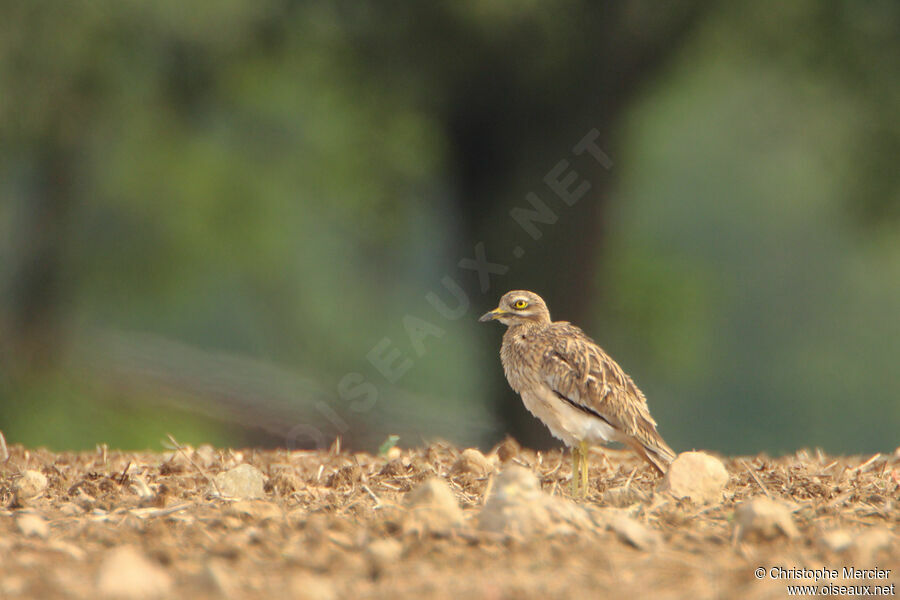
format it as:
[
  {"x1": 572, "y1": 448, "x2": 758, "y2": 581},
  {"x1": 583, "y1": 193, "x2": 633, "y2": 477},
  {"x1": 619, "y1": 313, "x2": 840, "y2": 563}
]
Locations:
[{"x1": 479, "y1": 290, "x2": 551, "y2": 326}]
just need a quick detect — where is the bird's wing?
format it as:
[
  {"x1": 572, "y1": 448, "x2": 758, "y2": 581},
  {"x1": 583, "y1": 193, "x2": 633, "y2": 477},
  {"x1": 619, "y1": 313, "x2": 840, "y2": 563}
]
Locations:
[{"x1": 540, "y1": 322, "x2": 675, "y2": 469}]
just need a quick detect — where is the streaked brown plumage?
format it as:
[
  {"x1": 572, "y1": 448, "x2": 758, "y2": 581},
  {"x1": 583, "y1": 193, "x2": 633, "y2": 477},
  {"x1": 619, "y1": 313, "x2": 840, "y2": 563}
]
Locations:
[{"x1": 480, "y1": 290, "x2": 675, "y2": 493}]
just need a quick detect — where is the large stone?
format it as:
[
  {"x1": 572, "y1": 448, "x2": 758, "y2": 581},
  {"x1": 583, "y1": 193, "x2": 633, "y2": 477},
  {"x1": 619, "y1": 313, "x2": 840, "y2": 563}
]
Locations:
[
  {"x1": 735, "y1": 497, "x2": 799, "y2": 541},
  {"x1": 97, "y1": 546, "x2": 172, "y2": 599},
  {"x1": 661, "y1": 452, "x2": 729, "y2": 504},
  {"x1": 404, "y1": 478, "x2": 463, "y2": 533},
  {"x1": 478, "y1": 466, "x2": 593, "y2": 537},
  {"x1": 212, "y1": 464, "x2": 266, "y2": 499}
]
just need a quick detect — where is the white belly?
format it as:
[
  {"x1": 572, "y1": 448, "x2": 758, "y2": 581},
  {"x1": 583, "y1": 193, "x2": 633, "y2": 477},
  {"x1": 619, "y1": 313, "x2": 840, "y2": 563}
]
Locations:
[{"x1": 520, "y1": 389, "x2": 619, "y2": 448}]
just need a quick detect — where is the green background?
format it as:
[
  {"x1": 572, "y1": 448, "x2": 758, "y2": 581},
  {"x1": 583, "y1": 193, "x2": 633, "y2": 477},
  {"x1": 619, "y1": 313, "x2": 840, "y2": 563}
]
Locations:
[{"x1": 1, "y1": 1, "x2": 898, "y2": 455}]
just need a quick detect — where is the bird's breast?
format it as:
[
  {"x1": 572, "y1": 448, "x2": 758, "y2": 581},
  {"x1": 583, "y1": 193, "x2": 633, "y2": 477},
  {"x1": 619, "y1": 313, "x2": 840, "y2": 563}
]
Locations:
[{"x1": 499, "y1": 328, "x2": 543, "y2": 394}]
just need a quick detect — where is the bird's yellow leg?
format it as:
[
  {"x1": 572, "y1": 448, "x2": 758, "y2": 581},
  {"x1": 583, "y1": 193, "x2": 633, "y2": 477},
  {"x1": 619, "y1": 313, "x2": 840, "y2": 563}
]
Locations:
[
  {"x1": 570, "y1": 445, "x2": 581, "y2": 497},
  {"x1": 579, "y1": 440, "x2": 590, "y2": 496}
]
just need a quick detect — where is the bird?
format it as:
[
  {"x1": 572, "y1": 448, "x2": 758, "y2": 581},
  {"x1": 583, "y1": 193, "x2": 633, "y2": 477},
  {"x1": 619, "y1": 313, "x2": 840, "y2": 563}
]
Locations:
[{"x1": 479, "y1": 290, "x2": 676, "y2": 496}]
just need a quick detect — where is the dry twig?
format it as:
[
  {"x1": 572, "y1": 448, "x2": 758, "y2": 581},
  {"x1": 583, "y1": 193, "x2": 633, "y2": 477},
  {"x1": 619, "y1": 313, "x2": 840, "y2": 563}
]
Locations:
[
  {"x1": 166, "y1": 434, "x2": 221, "y2": 496},
  {"x1": 740, "y1": 459, "x2": 772, "y2": 499}
]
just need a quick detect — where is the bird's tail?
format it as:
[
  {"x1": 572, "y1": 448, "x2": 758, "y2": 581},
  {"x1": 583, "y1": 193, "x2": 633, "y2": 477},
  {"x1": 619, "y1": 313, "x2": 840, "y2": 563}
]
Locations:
[{"x1": 628, "y1": 435, "x2": 677, "y2": 476}]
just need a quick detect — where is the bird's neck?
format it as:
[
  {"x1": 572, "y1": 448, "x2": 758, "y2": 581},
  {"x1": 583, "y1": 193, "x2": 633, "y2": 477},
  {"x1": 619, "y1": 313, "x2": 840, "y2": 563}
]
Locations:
[{"x1": 504, "y1": 320, "x2": 548, "y2": 339}]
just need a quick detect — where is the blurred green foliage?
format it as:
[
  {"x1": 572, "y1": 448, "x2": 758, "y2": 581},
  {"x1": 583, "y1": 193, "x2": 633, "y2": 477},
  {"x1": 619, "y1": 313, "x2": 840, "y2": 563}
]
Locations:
[
  {"x1": 0, "y1": 1, "x2": 897, "y2": 454},
  {"x1": 602, "y1": 7, "x2": 900, "y2": 454}
]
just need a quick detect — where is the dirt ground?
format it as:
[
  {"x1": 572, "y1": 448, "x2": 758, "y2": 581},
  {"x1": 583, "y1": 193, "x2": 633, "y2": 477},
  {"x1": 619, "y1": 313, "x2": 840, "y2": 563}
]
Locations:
[{"x1": 0, "y1": 439, "x2": 897, "y2": 600}]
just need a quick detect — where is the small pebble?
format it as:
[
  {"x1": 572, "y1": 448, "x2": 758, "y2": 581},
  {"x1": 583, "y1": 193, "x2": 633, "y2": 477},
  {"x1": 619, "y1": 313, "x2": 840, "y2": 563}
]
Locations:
[
  {"x1": 15, "y1": 470, "x2": 48, "y2": 500},
  {"x1": 212, "y1": 464, "x2": 266, "y2": 499}
]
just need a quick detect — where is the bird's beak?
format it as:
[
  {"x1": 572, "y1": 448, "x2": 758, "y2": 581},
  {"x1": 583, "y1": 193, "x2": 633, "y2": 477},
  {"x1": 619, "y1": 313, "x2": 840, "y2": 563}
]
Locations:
[{"x1": 479, "y1": 307, "x2": 507, "y2": 322}]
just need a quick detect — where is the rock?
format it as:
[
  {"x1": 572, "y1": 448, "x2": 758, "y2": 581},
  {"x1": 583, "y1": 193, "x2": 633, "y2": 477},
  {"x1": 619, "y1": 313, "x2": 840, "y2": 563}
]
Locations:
[
  {"x1": 735, "y1": 497, "x2": 799, "y2": 541},
  {"x1": 15, "y1": 470, "x2": 48, "y2": 500},
  {"x1": 404, "y1": 478, "x2": 463, "y2": 533},
  {"x1": 17, "y1": 513, "x2": 49, "y2": 539},
  {"x1": 478, "y1": 466, "x2": 593, "y2": 537},
  {"x1": 452, "y1": 448, "x2": 492, "y2": 477},
  {"x1": 365, "y1": 538, "x2": 403, "y2": 574},
  {"x1": 600, "y1": 510, "x2": 661, "y2": 551},
  {"x1": 212, "y1": 464, "x2": 266, "y2": 499},
  {"x1": 661, "y1": 452, "x2": 729, "y2": 504},
  {"x1": 96, "y1": 546, "x2": 172, "y2": 599}
]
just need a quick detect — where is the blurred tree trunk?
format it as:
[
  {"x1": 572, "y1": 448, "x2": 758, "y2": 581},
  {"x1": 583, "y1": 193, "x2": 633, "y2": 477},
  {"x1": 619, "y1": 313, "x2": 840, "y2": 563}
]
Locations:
[
  {"x1": 5, "y1": 145, "x2": 74, "y2": 372},
  {"x1": 443, "y1": 3, "x2": 711, "y2": 448}
]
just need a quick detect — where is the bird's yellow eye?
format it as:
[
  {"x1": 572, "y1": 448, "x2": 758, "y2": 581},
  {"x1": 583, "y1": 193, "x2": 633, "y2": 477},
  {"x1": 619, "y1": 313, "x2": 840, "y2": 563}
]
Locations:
[{"x1": 513, "y1": 299, "x2": 528, "y2": 310}]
